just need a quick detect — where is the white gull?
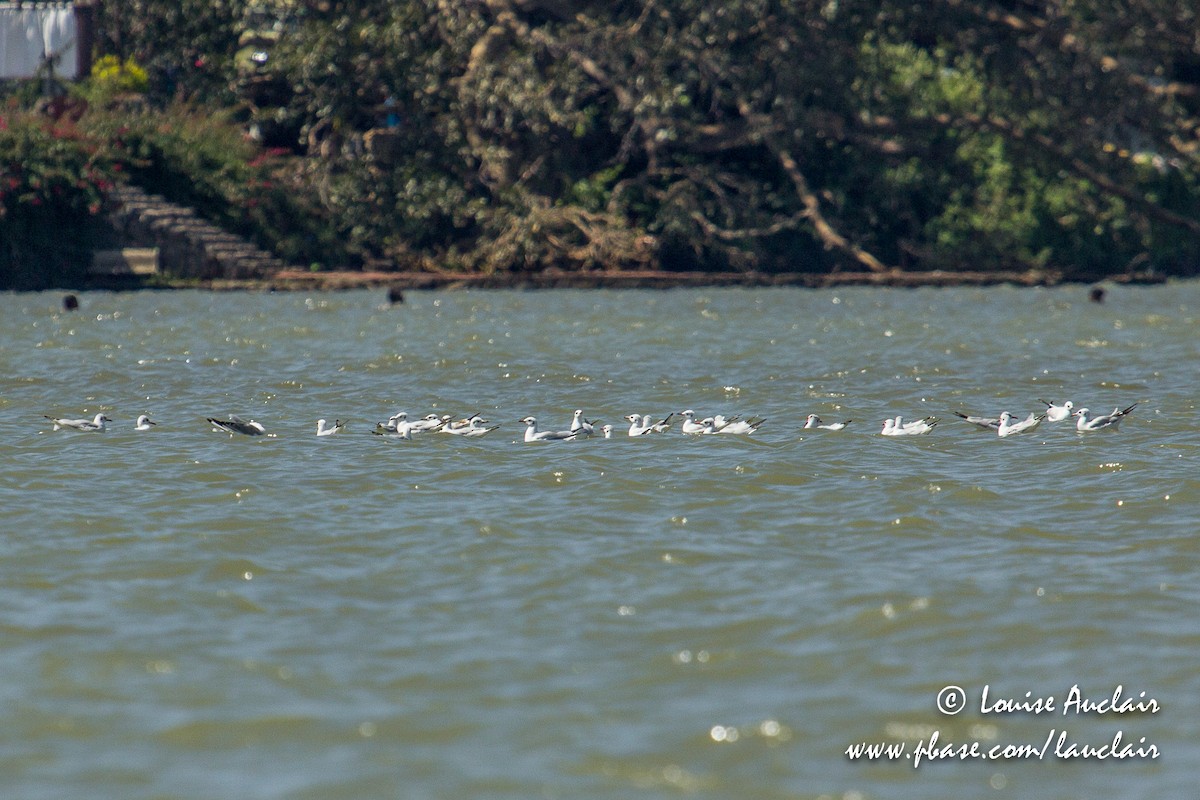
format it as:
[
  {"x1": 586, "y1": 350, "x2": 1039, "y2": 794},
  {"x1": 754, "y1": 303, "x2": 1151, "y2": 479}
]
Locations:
[
  {"x1": 316, "y1": 419, "x2": 345, "y2": 436},
  {"x1": 1074, "y1": 403, "x2": 1137, "y2": 432},
  {"x1": 996, "y1": 411, "x2": 1044, "y2": 437},
  {"x1": 1039, "y1": 399, "x2": 1075, "y2": 422},
  {"x1": 45, "y1": 413, "x2": 110, "y2": 432},
  {"x1": 804, "y1": 414, "x2": 851, "y2": 431},
  {"x1": 520, "y1": 416, "x2": 580, "y2": 442}
]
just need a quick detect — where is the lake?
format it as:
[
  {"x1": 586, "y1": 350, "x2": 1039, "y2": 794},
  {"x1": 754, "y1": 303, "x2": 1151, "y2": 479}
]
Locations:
[{"x1": 1, "y1": 284, "x2": 1196, "y2": 799}]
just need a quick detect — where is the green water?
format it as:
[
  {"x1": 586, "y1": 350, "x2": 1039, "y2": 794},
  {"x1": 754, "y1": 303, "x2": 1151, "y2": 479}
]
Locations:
[{"x1": 1, "y1": 285, "x2": 1196, "y2": 799}]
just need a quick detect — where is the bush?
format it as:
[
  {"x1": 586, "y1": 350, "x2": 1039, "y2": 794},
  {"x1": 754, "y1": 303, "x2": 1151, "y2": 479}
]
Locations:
[{"x1": 0, "y1": 110, "x2": 120, "y2": 288}]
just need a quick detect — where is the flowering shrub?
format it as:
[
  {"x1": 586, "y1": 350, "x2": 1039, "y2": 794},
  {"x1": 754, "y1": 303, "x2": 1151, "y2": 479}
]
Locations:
[
  {"x1": 90, "y1": 55, "x2": 150, "y2": 94},
  {"x1": 0, "y1": 111, "x2": 120, "y2": 288}
]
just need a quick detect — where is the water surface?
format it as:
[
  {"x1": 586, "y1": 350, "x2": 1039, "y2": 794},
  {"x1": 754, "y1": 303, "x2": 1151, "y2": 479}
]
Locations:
[{"x1": 1, "y1": 285, "x2": 1196, "y2": 799}]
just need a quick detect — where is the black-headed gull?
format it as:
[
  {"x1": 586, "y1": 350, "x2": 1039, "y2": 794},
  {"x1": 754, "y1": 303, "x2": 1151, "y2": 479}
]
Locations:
[
  {"x1": 600, "y1": 424, "x2": 614, "y2": 439},
  {"x1": 952, "y1": 411, "x2": 1002, "y2": 430},
  {"x1": 520, "y1": 416, "x2": 580, "y2": 442},
  {"x1": 375, "y1": 411, "x2": 407, "y2": 432},
  {"x1": 411, "y1": 413, "x2": 447, "y2": 432},
  {"x1": 1039, "y1": 399, "x2": 1075, "y2": 422},
  {"x1": 134, "y1": 415, "x2": 157, "y2": 431},
  {"x1": 208, "y1": 415, "x2": 266, "y2": 436},
  {"x1": 804, "y1": 414, "x2": 851, "y2": 431},
  {"x1": 45, "y1": 413, "x2": 110, "y2": 432},
  {"x1": 1074, "y1": 403, "x2": 1137, "y2": 432},
  {"x1": 443, "y1": 417, "x2": 499, "y2": 437},
  {"x1": 316, "y1": 419, "x2": 345, "y2": 436},
  {"x1": 996, "y1": 411, "x2": 1044, "y2": 437},
  {"x1": 570, "y1": 409, "x2": 597, "y2": 438},
  {"x1": 625, "y1": 413, "x2": 671, "y2": 436},
  {"x1": 711, "y1": 414, "x2": 765, "y2": 434},
  {"x1": 881, "y1": 416, "x2": 938, "y2": 436},
  {"x1": 678, "y1": 409, "x2": 713, "y2": 435}
]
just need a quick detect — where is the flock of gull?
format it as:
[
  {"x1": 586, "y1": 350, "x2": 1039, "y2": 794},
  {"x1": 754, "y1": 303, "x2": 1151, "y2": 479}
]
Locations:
[{"x1": 41, "y1": 398, "x2": 1137, "y2": 439}]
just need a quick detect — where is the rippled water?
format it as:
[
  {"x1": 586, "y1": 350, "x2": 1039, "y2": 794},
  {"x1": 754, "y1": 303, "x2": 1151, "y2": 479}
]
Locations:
[{"x1": 2, "y1": 285, "x2": 1197, "y2": 799}]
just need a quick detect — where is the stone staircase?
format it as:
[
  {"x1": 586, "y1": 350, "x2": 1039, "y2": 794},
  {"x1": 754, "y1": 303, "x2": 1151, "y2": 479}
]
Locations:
[{"x1": 104, "y1": 184, "x2": 289, "y2": 280}]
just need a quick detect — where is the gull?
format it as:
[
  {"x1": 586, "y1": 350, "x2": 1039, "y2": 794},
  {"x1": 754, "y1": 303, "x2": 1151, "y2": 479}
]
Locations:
[
  {"x1": 952, "y1": 411, "x2": 1002, "y2": 430},
  {"x1": 208, "y1": 415, "x2": 266, "y2": 436},
  {"x1": 678, "y1": 409, "x2": 715, "y2": 435},
  {"x1": 804, "y1": 414, "x2": 851, "y2": 431},
  {"x1": 410, "y1": 413, "x2": 447, "y2": 432},
  {"x1": 1039, "y1": 399, "x2": 1075, "y2": 422},
  {"x1": 600, "y1": 424, "x2": 614, "y2": 439},
  {"x1": 625, "y1": 413, "x2": 652, "y2": 436},
  {"x1": 624, "y1": 413, "x2": 669, "y2": 436},
  {"x1": 712, "y1": 414, "x2": 766, "y2": 434},
  {"x1": 375, "y1": 411, "x2": 407, "y2": 433},
  {"x1": 1074, "y1": 403, "x2": 1137, "y2": 432},
  {"x1": 443, "y1": 417, "x2": 499, "y2": 437},
  {"x1": 520, "y1": 416, "x2": 580, "y2": 442},
  {"x1": 996, "y1": 411, "x2": 1045, "y2": 438},
  {"x1": 441, "y1": 413, "x2": 482, "y2": 433},
  {"x1": 373, "y1": 420, "x2": 417, "y2": 439},
  {"x1": 643, "y1": 413, "x2": 673, "y2": 433},
  {"x1": 570, "y1": 409, "x2": 597, "y2": 438},
  {"x1": 316, "y1": 419, "x2": 345, "y2": 436},
  {"x1": 134, "y1": 415, "x2": 157, "y2": 431},
  {"x1": 895, "y1": 415, "x2": 939, "y2": 433},
  {"x1": 45, "y1": 413, "x2": 110, "y2": 432},
  {"x1": 882, "y1": 416, "x2": 938, "y2": 436}
]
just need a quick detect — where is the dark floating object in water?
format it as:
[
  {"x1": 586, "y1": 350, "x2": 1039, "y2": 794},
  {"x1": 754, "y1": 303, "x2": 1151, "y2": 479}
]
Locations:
[
  {"x1": 387, "y1": 286, "x2": 405, "y2": 305},
  {"x1": 62, "y1": 294, "x2": 79, "y2": 311},
  {"x1": 1090, "y1": 286, "x2": 1105, "y2": 303},
  {"x1": 207, "y1": 415, "x2": 267, "y2": 436}
]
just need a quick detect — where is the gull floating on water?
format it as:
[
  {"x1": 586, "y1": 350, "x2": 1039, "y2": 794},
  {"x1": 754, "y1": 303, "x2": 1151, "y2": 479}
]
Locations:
[
  {"x1": 952, "y1": 411, "x2": 1002, "y2": 430},
  {"x1": 208, "y1": 415, "x2": 266, "y2": 436},
  {"x1": 376, "y1": 411, "x2": 407, "y2": 432},
  {"x1": 711, "y1": 414, "x2": 765, "y2": 434},
  {"x1": 996, "y1": 411, "x2": 1045, "y2": 438},
  {"x1": 1039, "y1": 399, "x2": 1075, "y2": 422},
  {"x1": 679, "y1": 410, "x2": 717, "y2": 435},
  {"x1": 134, "y1": 415, "x2": 157, "y2": 431},
  {"x1": 625, "y1": 412, "x2": 672, "y2": 435},
  {"x1": 570, "y1": 409, "x2": 597, "y2": 438},
  {"x1": 600, "y1": 424, "x2": 614, "y2": 439},
  {"x1": 520, "y1": 416, "x2": 580, "y2": 442},
  {"x1": 1074, "y1": 403, "x2": 1137, "y2": 432},
  {"x1": 443, "y1": 417, "x2": 500, "y2": 437},
  {"x1": 316, "y1": 419, "x2": 345, "y2": 437},
  {"x1": 881, "y1": 416, "x2": 938, "y2": 436},
  {"x1": 804, "y1": 414, "x2": 851, "y2": 431},
  {"x1": 45, "y1": 413, "x2": 110, "y2": 432}
]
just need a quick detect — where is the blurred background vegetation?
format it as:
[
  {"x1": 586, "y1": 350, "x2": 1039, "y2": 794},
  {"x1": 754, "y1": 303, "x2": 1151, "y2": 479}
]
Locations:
[{"x1": 4, "y1": 0, "x2": 1200, "y2": 286}]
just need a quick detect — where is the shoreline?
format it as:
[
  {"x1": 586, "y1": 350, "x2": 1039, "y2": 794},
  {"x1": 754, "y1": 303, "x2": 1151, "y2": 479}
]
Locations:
[{"x1": 92, "y1": 267, "x2": 1168, "y2": 292}]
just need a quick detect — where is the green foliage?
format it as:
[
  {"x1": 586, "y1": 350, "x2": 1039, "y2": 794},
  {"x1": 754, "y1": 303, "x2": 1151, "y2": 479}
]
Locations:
[
  {"x1": 88, "y1": 104, "x2": 351, "y2": 268},
  {"x1": 90, "y1": 56, "x2": 150, "y2": 94},
  {"x1": 12, "y1": 0, "x2": 1200, "y2": 279},
  {"x1": 0, "y1": 111, "x2": 120, "y2": 288}
]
